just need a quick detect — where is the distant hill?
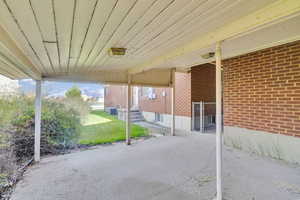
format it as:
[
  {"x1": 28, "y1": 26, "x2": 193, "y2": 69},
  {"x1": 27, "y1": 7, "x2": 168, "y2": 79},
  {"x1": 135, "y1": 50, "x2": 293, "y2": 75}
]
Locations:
[{"x1": 19, "y1": 79, "x2": 104, "y2": 98}]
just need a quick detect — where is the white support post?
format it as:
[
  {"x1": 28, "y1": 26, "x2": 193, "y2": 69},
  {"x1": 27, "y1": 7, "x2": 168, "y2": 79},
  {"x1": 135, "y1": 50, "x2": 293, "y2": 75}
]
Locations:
[
  {"x1": 215, "y1": 41, "x2": 223, "y2": 200},
  {"x1": 200, "y1": 101, "x2": 204, "y2": 133},
  {"x1": 34, "y1": 80, "x2": 42, "y2": 162},
  {"x1": 171, "y1": 69, "x2": 175, "y2": 136},
  {"x1": 126, "y1": 76, "x2": 132, "y2": 145}
]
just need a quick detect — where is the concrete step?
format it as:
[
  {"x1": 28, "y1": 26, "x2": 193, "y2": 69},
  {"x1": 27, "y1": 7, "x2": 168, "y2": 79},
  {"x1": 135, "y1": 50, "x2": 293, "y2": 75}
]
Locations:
[
  {"x1": 130, "y1": 116, "x2": 144, "y2": 121},
  {"x1": 117, "y1": 109, "x2": 144, "y2": 122},
  {"x1": 131, "y1": 118, "x2": 144, "y2": 122},
  {"x1": 129, "y1": 110, "x2": 144, "y2": 122},
  {"x1": 130, "y1": 116, "x2": 143, "y2": 119}
]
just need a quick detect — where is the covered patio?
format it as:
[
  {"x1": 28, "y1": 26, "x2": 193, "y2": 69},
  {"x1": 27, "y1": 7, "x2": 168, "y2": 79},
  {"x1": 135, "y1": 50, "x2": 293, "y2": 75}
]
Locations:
[
  {"x1": 10, "y1": 135, "x2": 300, "y2": 200},
  {"x1": 0, "y1": 0, "x2": 300, "y2": 199}
]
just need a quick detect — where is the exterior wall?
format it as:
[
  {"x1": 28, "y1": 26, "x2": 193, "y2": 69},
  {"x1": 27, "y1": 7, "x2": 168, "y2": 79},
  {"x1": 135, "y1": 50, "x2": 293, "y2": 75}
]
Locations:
[
  {"x1": 223, "y1": 40, "x2": 300, "y2": 163},
  {"x1": 104, "y1": 85, "x2": 126, "y2": 109},
  {"x1": 138, "y1": 72, "x2": 191, "y2": 117},
  {"x1": 142, "y1": 111, "x2": 191, "y2": 131},
  {"x1": 223, "y1": 40, "x2": 300, "y2": 137},
  {"x1": 191, "y1": 63, "x2": 216, "y2": 102},
  {"x1": 175, "y1": 72, "x2": 192, "y2": 117},
  {"x1": 191, "y1": 64, "x2": 216, "y2": 116},
  {"x1": 224, "y1": 126, "x2": 300, "y2": 164},
  {"x1": 139, "y1": 87, "x2": 171, "y2": 114}
]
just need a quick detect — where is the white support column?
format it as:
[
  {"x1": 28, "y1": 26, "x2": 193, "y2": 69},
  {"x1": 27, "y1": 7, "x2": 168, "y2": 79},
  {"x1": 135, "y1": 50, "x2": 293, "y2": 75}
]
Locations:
[
  {"x1": 126, "y1": 76, "x2": 132, "y2": 145},
  {"x1": 171, "y1": 69, "x2": 175, "y2": 136},
  {"x1": 34, "y1": 80, "x2": 42, "y2": 162},
  {"x1": 215, "y1": 41, "x2": 223, "y2": 200}
]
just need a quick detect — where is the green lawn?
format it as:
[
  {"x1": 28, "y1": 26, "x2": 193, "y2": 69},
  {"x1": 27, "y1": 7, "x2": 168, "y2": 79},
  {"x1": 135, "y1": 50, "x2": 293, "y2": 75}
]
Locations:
[{"x1": 79, "y1": 110, "x2": 148, "y2": 145}]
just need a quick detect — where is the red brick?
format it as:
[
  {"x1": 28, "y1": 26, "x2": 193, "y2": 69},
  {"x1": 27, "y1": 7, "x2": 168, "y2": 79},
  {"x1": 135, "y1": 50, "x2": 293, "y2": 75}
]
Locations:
[{"x1": 223, "y1": 40, "x2": 300, "y2": 137}]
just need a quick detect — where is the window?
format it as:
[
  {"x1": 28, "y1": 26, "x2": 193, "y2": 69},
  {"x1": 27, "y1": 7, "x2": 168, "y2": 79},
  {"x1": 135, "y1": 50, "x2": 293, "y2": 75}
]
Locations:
[
  {"x1": 141, "y1": 87, "x2": 149, "y2": 96},
  {"x1": 141, "y1": 87, "x2": 156, "y2": 99},
  {"x1": 148, "y1": 88, "x2": 155, "y2": 99},
  {"x1": 155, "y1": 112, "x2": 163, "y2": 122}
]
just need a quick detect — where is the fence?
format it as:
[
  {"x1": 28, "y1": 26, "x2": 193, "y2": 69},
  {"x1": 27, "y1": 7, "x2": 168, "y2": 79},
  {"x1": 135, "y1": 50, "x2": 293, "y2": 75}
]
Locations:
[{"x1": 192, "y1": 102, "x2": 216, "y2": 133}]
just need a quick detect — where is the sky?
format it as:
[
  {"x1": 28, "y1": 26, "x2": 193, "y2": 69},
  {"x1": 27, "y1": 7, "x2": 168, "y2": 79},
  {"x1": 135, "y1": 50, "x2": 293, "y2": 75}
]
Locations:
[{"x1": 19, "y1": 79, "x2": 104, "y2": 98}]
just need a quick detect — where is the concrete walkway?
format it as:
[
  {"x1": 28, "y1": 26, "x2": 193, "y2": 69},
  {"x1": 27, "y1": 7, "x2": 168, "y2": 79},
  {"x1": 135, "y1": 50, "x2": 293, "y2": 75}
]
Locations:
[{"x1": 11, "y1": 134, "x2": 300, "y2": 200}]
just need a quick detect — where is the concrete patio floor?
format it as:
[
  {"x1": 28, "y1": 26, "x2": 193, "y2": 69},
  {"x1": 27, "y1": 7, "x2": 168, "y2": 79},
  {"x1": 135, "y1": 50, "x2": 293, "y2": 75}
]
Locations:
[{"x1": 11, "y1": 134, "x2": 300, "y2": 200}]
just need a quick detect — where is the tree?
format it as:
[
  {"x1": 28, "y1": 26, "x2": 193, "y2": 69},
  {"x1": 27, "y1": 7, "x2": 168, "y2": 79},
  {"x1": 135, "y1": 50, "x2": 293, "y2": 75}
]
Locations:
[{"x1": 65, "y1": 86, "x2": 82, "y2": 99}]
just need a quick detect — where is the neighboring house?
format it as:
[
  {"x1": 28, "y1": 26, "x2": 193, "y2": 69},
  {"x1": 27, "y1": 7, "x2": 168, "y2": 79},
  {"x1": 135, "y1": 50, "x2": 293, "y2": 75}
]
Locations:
[
  {"x1": 0, "y1": 75, "x2": 19, "y2": 96},
  {"x1": 105, "y1": 40, "x2": 300, "y2": 163}
]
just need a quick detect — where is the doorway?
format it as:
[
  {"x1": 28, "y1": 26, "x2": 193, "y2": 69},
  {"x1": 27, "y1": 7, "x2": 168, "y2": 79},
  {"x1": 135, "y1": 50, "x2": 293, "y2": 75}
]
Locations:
[{"x1": 192, "y1": 101, "x2": 216, "y2": 133}]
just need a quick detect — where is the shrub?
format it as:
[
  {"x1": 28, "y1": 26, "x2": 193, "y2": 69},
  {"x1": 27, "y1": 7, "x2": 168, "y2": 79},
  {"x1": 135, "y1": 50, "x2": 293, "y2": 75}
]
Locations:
[
  {"x1": 0, "y1": 96, "x2": 84, "y2": 197},
  {"x1": 0, "y1": 96, "x2": 82, "y2": 161}
]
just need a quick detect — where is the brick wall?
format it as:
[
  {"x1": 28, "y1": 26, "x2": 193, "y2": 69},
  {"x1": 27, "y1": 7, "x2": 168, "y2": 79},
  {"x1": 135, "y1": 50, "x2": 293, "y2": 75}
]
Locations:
[
  {"x1": 138, "y1": 72, "x2": 191, "y2": 117},
  {"x1": 139, "y1": 87, "x2": 171, "y2": 114},
  {"x1": 175, "y1": 72, "x2": 191, "y2": 116},
  {"x1": 191, "y1": 63, "x2": 216, "y2": 102},
  {"x1": 223, "y1": 40, "x2": 300, "y2": 137},
  {"x1": 191, "y1": 64, "x2": 216, "y2": 116},
  {"x1": 104, "y1": 85, "x2": 127, "y2": 109}
]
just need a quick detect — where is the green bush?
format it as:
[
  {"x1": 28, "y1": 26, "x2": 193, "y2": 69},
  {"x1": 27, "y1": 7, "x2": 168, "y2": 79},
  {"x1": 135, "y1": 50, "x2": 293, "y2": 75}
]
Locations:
[
  {"x1": 0, "y1": 96, "x2": 82, "y2": 160},
  {"x1": 41, "y1": 100, "x2": 81, "y2": 147}
]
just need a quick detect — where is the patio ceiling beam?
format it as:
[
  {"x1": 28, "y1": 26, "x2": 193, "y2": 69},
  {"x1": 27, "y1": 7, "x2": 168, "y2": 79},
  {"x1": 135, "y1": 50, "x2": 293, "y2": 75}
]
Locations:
[
  {"x1": 128, "y1": 0, "x2": 300, "y2": 74},
  {"x1": 131, "y1": 68, "x2": 173, "y2": 88},
  {"x1": 0, "y1": 23, "x2": 41, "y2": 80},
  {"x1": 43, "y1": 71, "x2": 128, "y2": 85},
  {"x1": 44, "y1": 68, "x2": 174, "y2": 87}
]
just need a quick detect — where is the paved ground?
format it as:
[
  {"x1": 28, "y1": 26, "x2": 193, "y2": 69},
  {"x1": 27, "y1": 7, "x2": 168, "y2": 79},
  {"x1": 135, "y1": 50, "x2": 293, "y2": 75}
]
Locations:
[
  {"x1": 11, "y1": 134, "x2": 300, "y2": 200},
  {"x1": 134, "y1": 121, "x2": 170, "y2": 136}
]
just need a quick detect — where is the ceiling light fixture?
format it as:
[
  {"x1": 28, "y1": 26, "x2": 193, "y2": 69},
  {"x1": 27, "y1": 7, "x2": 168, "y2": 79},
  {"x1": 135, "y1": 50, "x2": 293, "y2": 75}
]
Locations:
[
  {"x1": 108, "y1": 47, "x2": 127, "y2": 56},
  {"x1": 201, "y1": 52, "x2": 215, "y2": 59}
]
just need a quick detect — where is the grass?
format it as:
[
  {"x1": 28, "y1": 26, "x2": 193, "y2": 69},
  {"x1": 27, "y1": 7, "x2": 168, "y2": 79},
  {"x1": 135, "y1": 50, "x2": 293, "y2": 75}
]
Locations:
[{"x1": 79, "y1": 110, "x2": 148, "y2": 145}]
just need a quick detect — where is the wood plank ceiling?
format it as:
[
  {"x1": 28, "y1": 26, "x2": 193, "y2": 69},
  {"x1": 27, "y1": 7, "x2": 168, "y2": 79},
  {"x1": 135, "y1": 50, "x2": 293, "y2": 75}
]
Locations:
[{"x1": 0, "y1": 0, "x2": 298, "y2": 80}]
